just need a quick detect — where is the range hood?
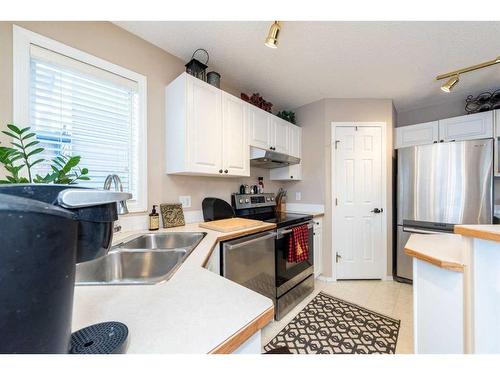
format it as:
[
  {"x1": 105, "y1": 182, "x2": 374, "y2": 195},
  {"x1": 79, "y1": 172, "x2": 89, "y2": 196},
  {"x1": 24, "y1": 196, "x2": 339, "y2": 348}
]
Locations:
[{"x1": 250, "y1": 147, "x2": 300, "y2": 169}]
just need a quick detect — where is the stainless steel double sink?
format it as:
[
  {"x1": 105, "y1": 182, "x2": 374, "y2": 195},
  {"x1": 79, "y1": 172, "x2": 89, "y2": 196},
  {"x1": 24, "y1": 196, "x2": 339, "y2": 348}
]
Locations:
[{"x1": 76, "y1": 232, "x2": 206, "y2": 286}]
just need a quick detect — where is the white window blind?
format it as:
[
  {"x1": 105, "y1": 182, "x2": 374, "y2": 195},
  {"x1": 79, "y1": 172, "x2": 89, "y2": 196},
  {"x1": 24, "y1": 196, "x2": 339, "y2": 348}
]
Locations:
[{"x1": 28, "y1": 45, "x2": 140, "y2": 200}]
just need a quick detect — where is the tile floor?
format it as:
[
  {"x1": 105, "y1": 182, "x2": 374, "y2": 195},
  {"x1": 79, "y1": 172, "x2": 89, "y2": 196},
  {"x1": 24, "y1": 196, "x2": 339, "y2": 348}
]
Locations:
[{"x1": 262, "y1": 279, "x2": 413, "y2": 354}]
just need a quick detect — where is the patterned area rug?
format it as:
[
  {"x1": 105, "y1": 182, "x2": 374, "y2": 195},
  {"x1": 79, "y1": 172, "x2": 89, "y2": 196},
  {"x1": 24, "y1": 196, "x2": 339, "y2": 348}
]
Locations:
[{"x1": 264, "y1": 292, "x2": 400, "y2": 354}]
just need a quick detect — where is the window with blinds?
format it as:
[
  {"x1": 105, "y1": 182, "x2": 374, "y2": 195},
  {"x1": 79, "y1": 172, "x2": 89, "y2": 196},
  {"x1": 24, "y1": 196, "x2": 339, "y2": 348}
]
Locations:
[{"x1": 29, "y1": 45, "x2": 140, "y2": 201}]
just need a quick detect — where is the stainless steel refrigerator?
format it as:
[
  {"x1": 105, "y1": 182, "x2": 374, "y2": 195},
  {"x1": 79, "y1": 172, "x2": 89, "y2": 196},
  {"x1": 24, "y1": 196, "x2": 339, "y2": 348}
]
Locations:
[{"x1": 396, "y1": 138, "x2": 493, "y2": 281}]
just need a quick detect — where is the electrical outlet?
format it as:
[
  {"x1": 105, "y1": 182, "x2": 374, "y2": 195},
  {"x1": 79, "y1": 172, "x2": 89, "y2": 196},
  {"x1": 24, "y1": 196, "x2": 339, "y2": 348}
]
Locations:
[
  {"x1": 295, "y1": 192, "x2": 301, "y2": 201},
  {"x1": 179, "y1": 195, "x2": 191, "y2": 208}
]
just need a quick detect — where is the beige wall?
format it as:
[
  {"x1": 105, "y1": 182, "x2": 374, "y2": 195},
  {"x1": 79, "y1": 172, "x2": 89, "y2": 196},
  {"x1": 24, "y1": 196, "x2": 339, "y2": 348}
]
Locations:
[
  {"x1": 289, "y1": 98, "x2": 395, "y2": 278},
  {"x1": 0, "y1": 21, "x2": 284, "y2": 211},
  {"x1": 396, "y1": 97, "x2": 467, "y2": 127}
]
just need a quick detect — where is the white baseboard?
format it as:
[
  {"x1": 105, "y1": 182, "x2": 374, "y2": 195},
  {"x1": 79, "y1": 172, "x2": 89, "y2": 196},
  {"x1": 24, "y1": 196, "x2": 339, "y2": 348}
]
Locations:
[
  {"x1": 383, "y1": 275, "x2": 394, "y2": 281},
  {"x1": 317, "y1": 275, "x2": 336, "y2": 283}
]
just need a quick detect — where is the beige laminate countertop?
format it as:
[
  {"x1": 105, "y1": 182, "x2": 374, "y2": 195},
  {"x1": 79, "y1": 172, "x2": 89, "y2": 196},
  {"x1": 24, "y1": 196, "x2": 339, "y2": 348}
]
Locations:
[
  {"x1": 285, "y1": 211, "x2": 324, "y2": 218},
  {"x1": 454, "y1": 225, "x2": 500, "y2": 243},
  {"x1": 404, "y1": 233, "x2": 466, "y2": 272},
  {"x1": 72, "y1": 222, "x2": 276, "y2": 354}
]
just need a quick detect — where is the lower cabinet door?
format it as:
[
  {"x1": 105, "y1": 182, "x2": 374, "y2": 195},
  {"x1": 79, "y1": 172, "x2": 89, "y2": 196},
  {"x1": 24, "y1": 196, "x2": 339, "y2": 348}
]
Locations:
[{"x1": 313, "y1": 221, "x2": 322, "y2": 278}]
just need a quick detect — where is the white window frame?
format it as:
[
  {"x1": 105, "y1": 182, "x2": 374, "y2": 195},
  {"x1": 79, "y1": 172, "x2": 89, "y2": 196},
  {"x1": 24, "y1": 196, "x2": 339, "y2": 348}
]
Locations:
[{"x1": 12, "y1": 25, "x2": 148, "y2": 212}]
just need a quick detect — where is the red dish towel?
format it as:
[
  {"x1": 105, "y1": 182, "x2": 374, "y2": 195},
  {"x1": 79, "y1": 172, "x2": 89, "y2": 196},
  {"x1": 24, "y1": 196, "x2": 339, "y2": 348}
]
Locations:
[{"x1": 288, "y1": 224, "x2": 309, "y2": 263}]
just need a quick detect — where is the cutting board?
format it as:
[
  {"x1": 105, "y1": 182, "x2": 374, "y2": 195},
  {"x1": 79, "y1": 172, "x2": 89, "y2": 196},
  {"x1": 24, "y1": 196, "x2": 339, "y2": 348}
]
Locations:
[{"x1": 199, "y1": 218, "x2": 263, "y2": 233}]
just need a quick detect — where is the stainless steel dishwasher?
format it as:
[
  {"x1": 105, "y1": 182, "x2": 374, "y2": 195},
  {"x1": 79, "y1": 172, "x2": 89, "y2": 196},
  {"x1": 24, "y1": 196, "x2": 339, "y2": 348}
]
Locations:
[{"x1": 221, "y1": 231, "x2": 276, "y2": 302}]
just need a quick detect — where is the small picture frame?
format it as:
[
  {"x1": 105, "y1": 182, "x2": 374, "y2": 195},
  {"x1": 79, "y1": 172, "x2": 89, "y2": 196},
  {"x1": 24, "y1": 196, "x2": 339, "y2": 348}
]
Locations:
[{"x1": 160, "y1": 203, "x2": 185, "y2": 228}]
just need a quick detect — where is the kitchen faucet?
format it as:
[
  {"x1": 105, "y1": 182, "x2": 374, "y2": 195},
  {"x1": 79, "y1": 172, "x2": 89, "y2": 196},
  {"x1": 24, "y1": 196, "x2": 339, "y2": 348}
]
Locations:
[{"x1": 104, "y1": 174, "x2": 129, "y2": 232}]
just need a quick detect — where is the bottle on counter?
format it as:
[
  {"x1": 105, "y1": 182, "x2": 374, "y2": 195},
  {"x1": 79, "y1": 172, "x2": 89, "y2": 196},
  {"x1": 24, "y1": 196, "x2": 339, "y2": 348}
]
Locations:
[
  {"x1": 149, "y1": 205, "x2": 160, "y2": 231},
  {"x1": 258, "y1": 177, "x2": 264, "y2": 193}
]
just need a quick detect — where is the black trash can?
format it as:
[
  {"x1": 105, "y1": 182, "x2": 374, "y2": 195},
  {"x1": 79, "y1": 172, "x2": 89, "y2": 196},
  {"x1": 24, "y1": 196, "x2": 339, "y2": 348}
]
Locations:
[{"x1": 0, "y1": 193, "x2": 78, "y2": 353}]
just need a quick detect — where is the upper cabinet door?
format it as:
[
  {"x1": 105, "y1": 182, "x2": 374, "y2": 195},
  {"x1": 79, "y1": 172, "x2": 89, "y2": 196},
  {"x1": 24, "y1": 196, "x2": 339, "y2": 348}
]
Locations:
[
  {"x1": 247, "y1": 106, "x2": 272, "y2": 150},
  {"x1": 395, "y1": 121, "x2": 439, "y2": 149},
  {"x1": 438, "y1": 111, "x2": 493, "y2": 142},
  {"x1": 273, "y1": 118, "x2": 290, "y2": 154},
  {"x1": 288, "y1": 125, "x2": 302, "y2": 158},
  {"x1": 187, "y1": 76, "x2": 222, "y2": 174},
  {"x1": 222, "y1": 93, "x2": 250, "y2": 177}
]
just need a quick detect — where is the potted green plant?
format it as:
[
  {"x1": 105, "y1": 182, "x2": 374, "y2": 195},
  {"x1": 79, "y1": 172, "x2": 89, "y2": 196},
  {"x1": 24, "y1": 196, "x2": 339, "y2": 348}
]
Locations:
[{"x1": 0, "y1": 124, "x2": 89, "y2": 184}]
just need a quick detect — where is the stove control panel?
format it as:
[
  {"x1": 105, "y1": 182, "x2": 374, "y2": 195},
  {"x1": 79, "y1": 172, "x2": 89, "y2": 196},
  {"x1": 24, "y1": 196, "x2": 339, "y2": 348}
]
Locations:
[{"x1": 232, "y1": 193, "x2": 276, "y2": 210}]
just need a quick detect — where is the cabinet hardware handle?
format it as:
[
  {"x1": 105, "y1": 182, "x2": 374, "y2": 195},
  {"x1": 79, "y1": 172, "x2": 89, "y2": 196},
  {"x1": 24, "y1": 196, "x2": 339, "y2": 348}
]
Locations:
[
  {"x1": 290, "y1": 176, "x2": 293, "y2": 179},
  {"x1": 370, "y1": 208, "x2": 383, "y2": 214},
  {"x1": 439, "y1": 140, "x2": 444, "y2": 143},
  {"x1": 219, "y1": 169, "x2": 223, "y2": 173},
  {"x1": 224, "y1": 169, "x2": 228, "y2": 173}
]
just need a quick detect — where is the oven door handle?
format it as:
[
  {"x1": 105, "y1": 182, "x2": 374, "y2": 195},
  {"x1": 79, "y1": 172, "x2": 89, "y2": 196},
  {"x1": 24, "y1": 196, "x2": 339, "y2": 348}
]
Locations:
[
  {"x1": 224, "y1": 232, "x2": 276, "y2": 251},
  {"x1": 277, "y1": 222, "x2": 314, "y2": 239}
]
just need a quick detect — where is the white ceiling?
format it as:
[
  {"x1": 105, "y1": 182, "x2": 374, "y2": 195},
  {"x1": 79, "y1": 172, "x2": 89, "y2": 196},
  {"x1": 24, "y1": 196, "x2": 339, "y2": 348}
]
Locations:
[{"x1": 114, "y1": 21, "x2": 500, "y2": 113}]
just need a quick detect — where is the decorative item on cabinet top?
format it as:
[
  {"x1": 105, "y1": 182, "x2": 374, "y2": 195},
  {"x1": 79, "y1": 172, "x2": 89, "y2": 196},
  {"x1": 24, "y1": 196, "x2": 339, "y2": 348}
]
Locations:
[
  {"x1": 185, "y1": 48, "x2": 209, "y2": 82},
  {"x1": 206, "y1": 71, "x2": 221, "y2": 88},
  {"x1": 277, "y1": 110, "x2": 296, "y2": 124},
  {"x1": 465, "y1": 89, "x2": 500, "y2": 114},
  {"x1": 241, "y1": 92, "x2": 273, "y2": 113},
  {"x1": 160, "y1": 203, "x2": 185, "y2": 228}
]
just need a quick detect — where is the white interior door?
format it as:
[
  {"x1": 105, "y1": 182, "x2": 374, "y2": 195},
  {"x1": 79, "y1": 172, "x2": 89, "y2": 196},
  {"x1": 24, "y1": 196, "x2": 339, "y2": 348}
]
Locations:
[{"x1": 334, "y1": 125, "x2": 384, "y2": 279}]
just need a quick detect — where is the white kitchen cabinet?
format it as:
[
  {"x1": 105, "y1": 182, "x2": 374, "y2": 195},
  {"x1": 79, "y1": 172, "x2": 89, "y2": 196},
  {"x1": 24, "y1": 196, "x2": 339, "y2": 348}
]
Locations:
[
  {"x1": 270, "y1": 163, "x2": 302, "y2": 180},
  {"x1": 288, "y1": 125, "x2": 302, "y2": 159},
  {"x1": 395, "y1": 121, "x2": 439, "y2": 149},
  {"x1": 222, "y1": 93, "x2": 250, "y2": 176},
  {"x1": 438, "y1": 111, "x2": 493, "y2": 142},
  {"x1": 165, "y1": 73, "x2": 249, "y2": 177},
  {"x1": 270, "y1": 124, "x2": 302, "y2": 181},
  {"x1": 248, "y1": 107, "x2": 293, "y2": 155},
  {"x1": 272, "y1": 117, "x2": 290, "y2": 154},
  {"x1": 313, "y1": 217, "x2": 323, "y2": 278},
  {"x1": 247, "y1": 105, "x2": 272, "y2": 150}
]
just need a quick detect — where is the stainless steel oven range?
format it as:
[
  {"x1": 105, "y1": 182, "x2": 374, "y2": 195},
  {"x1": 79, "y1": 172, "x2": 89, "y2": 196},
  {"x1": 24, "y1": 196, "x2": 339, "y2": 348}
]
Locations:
[{"x1": 220, "y1": 193, "x2": 314, "y2": 320}]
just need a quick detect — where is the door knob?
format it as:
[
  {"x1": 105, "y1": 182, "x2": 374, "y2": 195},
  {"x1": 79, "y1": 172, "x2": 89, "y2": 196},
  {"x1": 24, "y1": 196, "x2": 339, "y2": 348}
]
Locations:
[{"x1": 371, "y1": 208, "x2": 383, "y2": 214}]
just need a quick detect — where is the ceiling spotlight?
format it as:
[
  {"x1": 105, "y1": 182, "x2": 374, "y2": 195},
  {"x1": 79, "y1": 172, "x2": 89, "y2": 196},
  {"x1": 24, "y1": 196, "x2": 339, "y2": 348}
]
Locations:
[
  {"x1": 441, "y1": 74, "x2": 460, "y2": 93},
  {"x1": 436, "y1": 55, "x2": 500, "y2": 92},
  {"x1": 265, "y1": 21, "x2": 281, "y2": 49}
]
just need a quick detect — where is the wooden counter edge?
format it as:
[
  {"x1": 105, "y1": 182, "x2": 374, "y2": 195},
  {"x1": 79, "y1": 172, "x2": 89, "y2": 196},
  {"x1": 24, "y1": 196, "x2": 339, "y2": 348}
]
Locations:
[
  {"x1": 404, "y1": 247, "x2": 464, "y2": 273},
  {"x1": 209, "y1": 306, "x2": 275, "y2": 354},
  {"x1": 454, "y1": 225, "x2": 500, "y2": 243}
]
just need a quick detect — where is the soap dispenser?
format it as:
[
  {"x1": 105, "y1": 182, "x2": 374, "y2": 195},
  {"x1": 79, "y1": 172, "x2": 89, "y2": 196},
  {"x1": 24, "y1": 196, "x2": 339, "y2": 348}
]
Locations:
[{"x1": 149, "y1": 205, "x2": 160, "y2": 231}]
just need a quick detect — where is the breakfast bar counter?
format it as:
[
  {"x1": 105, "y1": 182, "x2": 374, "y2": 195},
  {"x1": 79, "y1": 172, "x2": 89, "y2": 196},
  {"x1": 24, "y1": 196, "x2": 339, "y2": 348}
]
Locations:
[{"x1": 405, "y1": 225, "x2": 500, "y2": 354}]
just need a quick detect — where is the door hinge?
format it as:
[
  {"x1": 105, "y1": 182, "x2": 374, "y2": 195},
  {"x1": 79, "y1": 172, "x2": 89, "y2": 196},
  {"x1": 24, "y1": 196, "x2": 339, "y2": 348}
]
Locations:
[
  {"x1": 336, "y1": 252, "x2": 342, "y2": 263},
  {"x1": 355, "y1": 126, "x2": 358, "y2": 131},
  {"x1": 335, "y1": 197, "x2": 338, "y2": 206},
  {"x1": 335, "y1": 140, "x2": 341, "y2": 149}
]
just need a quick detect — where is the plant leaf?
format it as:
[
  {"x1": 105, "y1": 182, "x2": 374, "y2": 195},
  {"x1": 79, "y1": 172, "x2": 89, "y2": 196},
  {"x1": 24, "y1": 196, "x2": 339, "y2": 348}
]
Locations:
[
  {"x1": 19, "y1": 126, "x2": 31, "y2": 134},
  {"x1": 26, "y1": 147, "x2": 44, "y2": 157},
  {"x1": 22, "y1": 132, "x2": 36, "y2": 140},
  {"x1": 81, "y1": 168, "x2": 89, "y2": 175},
  {"x1": 2, "y1": 131, "x2": 19, "y2": 140},
  {"x1": 24, "y1": 140, "x2": 40, "y2": 148},
  {"x1": 78, "y1": 176, "x2": 90, "y2": 181},
  {"x1": 29, "y1": 158, "x2": 45, "y2": 168},
  {"x1": 7, "y1": 124, "x2": 22, "y2": 134},
  {"x1": 10, "y1": 142, "x2": 23, "y2": 150}
]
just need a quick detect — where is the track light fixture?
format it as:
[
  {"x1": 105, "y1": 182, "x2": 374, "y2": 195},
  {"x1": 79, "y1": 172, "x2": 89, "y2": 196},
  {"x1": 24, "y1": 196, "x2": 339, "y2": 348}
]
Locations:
[
  {"x1": 441, "y1": 75, "x2": 460, "y2": 93},
  {"x1": 265, "y1": 21, "x2": 281, "y2": 49},
  {"x1": 436, "y1": 55, "x2": 500, "y2": 93}
]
